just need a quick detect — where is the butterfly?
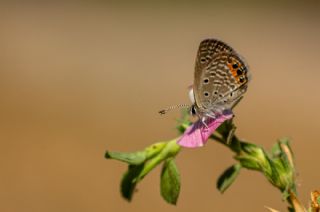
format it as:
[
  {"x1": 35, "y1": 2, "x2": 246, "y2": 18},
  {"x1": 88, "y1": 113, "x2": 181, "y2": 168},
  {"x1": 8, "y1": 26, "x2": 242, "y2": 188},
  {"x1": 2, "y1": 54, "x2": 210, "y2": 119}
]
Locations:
[
  {"x1": 160, "y1": 39, "x2": 250, "y2": 121},
  {"x1": 160, "y1": 39, "x2": 250, "y2": 147},
  {"x1": 191, "y1": 39, "x2": 250, "y2": 123}
]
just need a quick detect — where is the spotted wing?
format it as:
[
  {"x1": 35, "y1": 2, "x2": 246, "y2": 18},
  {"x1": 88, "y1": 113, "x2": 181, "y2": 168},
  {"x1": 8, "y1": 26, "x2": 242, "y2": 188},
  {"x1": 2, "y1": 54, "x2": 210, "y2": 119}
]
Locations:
[
  {"x1": 193, "y1": 52, "x2": 250, "y2": 112},
  {"x1": 195, "y1": 39, "x2": 235, "y2": 72}
]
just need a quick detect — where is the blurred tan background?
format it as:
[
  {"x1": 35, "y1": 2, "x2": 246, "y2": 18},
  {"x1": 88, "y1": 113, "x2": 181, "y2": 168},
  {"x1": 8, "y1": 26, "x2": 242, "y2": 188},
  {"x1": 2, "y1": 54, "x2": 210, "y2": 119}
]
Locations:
[{"x1": 0, "y1": 1, "x2": 320, "y2": 211}]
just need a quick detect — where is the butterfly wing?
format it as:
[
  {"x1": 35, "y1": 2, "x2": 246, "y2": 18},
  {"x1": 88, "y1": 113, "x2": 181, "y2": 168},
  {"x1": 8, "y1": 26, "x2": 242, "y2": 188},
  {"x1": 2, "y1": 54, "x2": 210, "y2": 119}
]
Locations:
[
  {"x1": 194, "y1": 39, "x2": 235, "y2": 109},
  {"x1": 195, "y1": 39, "x2": 235, "y2": 72},
  {"x1": 194, "y1": 52, "x2": 250, "y2": 114}
]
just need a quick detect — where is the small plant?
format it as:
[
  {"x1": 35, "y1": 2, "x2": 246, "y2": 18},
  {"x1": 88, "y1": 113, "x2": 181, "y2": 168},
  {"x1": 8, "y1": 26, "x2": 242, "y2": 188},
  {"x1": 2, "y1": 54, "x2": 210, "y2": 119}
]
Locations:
[
  {"x1": 105, "y1": 38, "x2": 319, "y2": 211},
  {"x1": 105, "y1": 108, "x2": 319, "y2": 211}
]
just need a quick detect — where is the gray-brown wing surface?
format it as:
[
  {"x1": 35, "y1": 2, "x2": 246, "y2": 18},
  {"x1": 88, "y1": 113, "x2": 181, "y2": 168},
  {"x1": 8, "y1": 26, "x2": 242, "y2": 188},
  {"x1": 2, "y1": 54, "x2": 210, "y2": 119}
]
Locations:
[
  {"x1": 194, "y1": 52, "x2": 249, "y2": 113},
  {"x1": 195, "y1": 39, "x2": 235, "y2": 72}
]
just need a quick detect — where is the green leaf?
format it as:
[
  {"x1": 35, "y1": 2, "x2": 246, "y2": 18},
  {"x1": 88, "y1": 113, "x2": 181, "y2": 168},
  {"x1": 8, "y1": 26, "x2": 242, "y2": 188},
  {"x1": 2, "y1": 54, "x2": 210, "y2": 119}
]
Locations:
[
  {"x1": 120, "y1": 164, "x2": 144, "y2": 201},
  {"x1": 226, "y1": 125, "x2": 236, "y2": 145},
  {"x1": 176, "y1": 109, "x2": 192, "y2": 134},
  {"x1": 136, "y1": 139, "x2": 181, "y2": 182},
  {"x1": 160, "y1": 158, "x2": 181, "y2": 205},
  {"x1": 235, "y1": 156, "x2": 261, "y2": 170},
  {"x1": 240, "y1": 142, "x2": 260, "y2": 155},
  {"x1": 105, "y1": 151, "x2": 146, "y2": 165},
  {"x1": 271, "y1": 142, "x2": 282, "y2": 157},
  {"x1": 217, "y1": 163, "x2": 241, "y2": 193},
  {"x1": 144, "y1": 142, "x2": 167, "y2": 160},
  {"x1": 216, "y1": 119, "x2": 232, "y2": 137},
  {"x1": 278, "y1": 138, "x2": 294, "y2": 168}
]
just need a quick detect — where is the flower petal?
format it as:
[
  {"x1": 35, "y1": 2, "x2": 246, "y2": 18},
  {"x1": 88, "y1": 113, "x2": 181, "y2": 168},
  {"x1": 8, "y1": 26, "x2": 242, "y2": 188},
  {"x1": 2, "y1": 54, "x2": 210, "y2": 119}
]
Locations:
[{"x1": 177, "y1": 112, "x2": 233, "y2": 148}]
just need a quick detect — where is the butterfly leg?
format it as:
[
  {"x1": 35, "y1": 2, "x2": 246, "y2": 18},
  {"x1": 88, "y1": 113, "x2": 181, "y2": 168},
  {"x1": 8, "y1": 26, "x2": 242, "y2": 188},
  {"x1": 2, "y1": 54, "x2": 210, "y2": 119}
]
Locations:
[
  {"x1": 205, "y1": 113, "x2": 216, "y2": 119},
  {"x1": 201, "y1": 117, "x2": 209, "y2": 130}
]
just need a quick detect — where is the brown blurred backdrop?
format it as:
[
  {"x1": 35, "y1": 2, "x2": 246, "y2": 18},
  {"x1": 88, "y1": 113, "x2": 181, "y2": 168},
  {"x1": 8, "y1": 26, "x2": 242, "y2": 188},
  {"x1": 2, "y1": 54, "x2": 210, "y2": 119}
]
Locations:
[{"x1": 0, "y1": 1, "x2": 320, "y2": 211}]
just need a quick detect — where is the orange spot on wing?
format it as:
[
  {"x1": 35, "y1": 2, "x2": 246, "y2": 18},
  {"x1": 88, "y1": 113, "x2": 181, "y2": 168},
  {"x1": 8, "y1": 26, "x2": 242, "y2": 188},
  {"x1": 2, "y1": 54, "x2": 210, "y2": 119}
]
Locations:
[{"x1": 227, "y1": 63, "x2": 241, "y2": 82}]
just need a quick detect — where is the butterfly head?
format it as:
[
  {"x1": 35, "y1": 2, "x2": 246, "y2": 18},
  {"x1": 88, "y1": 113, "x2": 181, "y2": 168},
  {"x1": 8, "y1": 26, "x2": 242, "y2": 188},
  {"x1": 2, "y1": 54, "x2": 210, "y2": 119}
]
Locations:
[{"x1": 190, "y1": 104, "x2": 197, "y2": 116}]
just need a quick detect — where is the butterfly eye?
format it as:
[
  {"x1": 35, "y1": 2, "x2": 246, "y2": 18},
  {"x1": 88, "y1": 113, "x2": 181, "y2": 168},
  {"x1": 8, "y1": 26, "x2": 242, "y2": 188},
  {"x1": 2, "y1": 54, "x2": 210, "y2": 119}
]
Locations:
[
  {"x1": 232, "y1": 63, "x2": 238, "y2": 69},
  {"x1": 190, "y1": 105, "x2": 196, "y2": 115}
]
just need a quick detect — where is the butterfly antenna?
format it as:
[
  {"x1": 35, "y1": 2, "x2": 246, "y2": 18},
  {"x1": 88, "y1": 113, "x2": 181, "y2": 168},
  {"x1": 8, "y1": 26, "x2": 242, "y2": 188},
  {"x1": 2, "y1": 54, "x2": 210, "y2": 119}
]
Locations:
[{"x1": 159, "y1": 104, "x2": 190, "y2": 115}]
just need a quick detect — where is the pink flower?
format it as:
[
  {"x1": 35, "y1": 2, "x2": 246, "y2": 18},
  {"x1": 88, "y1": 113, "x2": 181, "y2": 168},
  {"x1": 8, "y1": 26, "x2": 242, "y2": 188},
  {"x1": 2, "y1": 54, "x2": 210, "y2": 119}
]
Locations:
[{"x1": 177, "y1": 112, "x2": 234, "y2": 148}]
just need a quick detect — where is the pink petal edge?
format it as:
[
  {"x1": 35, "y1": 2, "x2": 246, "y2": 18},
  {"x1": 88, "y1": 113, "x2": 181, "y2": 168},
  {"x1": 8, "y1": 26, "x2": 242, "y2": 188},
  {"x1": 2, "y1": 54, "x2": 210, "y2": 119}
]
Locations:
[{"x1": 177, "y1": 112, "x2": 233, "y2": 148}]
